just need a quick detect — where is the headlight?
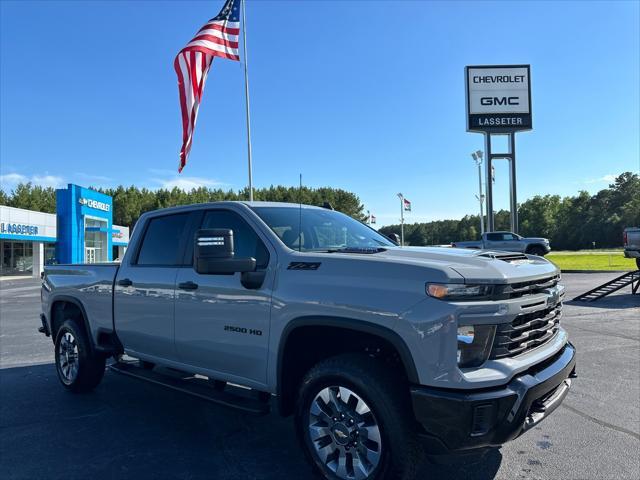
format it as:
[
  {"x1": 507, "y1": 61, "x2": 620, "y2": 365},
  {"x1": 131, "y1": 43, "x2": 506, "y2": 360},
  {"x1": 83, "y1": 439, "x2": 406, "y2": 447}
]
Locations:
[
  {"x1": 426, "y1": 283, "x2": 493, "y2": 300},
  {"x1": 457, "y1": 324, "x2": 496, "y2": 368}
]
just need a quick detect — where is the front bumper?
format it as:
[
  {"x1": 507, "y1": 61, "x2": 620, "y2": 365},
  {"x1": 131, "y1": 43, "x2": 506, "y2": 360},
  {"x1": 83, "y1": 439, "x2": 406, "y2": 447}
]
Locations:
[{"x1": 411, "y1": 342, "x2": 576, "y2": 454}]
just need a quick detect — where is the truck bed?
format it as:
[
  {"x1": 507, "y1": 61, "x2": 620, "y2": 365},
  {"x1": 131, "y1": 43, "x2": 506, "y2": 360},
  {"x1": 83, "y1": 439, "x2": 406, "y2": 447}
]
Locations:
[{"x1": 42, "y1": 263, "x2": 119, "y2": 346}]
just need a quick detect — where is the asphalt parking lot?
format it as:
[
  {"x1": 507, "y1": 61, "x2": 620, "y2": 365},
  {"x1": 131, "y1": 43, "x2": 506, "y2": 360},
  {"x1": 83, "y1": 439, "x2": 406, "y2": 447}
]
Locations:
[{"x1": 1, "y1": 273, "x2": 639, "y2": 480}]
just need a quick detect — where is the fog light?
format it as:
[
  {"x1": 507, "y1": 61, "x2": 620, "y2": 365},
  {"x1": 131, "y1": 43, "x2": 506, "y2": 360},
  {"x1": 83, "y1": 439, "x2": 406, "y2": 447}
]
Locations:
[{"x1": 457, "y1": 324, "x2": 496, "y2": 368}]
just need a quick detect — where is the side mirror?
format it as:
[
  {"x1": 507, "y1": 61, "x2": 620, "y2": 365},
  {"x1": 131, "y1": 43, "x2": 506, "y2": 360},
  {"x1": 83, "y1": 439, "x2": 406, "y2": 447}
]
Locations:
[
  {"x1": 387, "y1": 233, "x2": 401, "y2": 246},
  {"x1": 194, "y1": 229, "x2": 256, "y2": 275}
]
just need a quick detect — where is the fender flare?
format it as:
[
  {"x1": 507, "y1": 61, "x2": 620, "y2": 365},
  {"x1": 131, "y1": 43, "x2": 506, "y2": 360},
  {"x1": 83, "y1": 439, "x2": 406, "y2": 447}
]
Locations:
[
  {"x1": 277, "y1": 315, "x2": 420, "y2": 396},
  {"x1": 48, "y1": 295, "x2": 97, "y2": 354}
]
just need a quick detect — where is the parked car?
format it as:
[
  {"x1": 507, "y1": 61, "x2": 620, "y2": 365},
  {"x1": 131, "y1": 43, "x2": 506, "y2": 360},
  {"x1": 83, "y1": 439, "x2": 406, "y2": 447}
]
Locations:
[
  {"x1": 453, "y1": 231, "x2": 551, "y2": 256},
  {"x1": 623, "y1": 227, "x2": 640, "y2": 269},
  {"x1": 40, "y1": 202, "x2": 575, "y2": 480}
]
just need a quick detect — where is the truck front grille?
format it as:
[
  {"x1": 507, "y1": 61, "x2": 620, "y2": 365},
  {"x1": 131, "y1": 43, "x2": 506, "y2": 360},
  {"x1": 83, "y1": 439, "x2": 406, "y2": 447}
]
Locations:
[
  {"x1": 493, "y1": 274, "x2": 561, "y2": 299},
  {"x1": 491, "y1": 305, "x2": 562, "y2": 359}
]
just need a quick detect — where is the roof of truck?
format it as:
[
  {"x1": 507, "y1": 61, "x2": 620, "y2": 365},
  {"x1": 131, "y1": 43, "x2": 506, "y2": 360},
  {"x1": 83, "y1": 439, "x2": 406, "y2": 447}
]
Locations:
[{"x1": 240, "y1": 201, "x2": 324, "y2": 209}]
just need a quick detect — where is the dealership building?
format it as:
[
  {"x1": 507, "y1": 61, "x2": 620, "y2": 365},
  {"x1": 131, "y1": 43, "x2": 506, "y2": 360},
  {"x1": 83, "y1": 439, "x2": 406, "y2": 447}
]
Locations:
[{"x1": 0, "y1": 184, "x2": 129, "y2": 278}]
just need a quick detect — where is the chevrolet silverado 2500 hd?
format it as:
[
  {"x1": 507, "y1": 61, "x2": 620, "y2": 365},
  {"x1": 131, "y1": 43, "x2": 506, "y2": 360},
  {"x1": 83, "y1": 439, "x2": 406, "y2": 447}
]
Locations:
[
  {"x1": 453, "y1": 231, "x2": 551, "y2": 256},
  {"x1": 40, "y1": 202, "x2": 575, "y2": 480}
]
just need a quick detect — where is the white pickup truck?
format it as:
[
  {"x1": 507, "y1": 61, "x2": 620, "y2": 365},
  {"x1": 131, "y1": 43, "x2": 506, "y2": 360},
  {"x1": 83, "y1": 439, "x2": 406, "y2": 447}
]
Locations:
[
  {"x1": 624, "y1": 227, "x2": 640, "y2": 269},
  {"x1": 40, "y1": 202, "x2": 575, "y2": 480},
  {"x1": 453, "y1": 231, "x2": 551, "y2": 256}
]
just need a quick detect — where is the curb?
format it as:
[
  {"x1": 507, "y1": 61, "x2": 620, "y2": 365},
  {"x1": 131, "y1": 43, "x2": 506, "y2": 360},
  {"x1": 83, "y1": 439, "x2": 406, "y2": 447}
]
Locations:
[{"x1": 561, "y1": 270, "x2": 631, "y2": 274}]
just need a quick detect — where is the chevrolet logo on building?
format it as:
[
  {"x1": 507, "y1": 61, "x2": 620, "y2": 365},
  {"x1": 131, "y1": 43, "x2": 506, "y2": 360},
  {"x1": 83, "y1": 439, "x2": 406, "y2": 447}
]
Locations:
[{"x1": 78, "y1": 197, "x2": 110, "y2": 212}]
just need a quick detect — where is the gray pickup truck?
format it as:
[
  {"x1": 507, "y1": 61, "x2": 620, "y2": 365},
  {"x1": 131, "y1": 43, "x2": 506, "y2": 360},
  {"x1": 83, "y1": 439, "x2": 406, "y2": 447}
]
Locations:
[
  {"x1": 624, "y1": 227, "x2": 640, "y2": 269},
  {"x1": 453, "y1": 231, "x2": 551, "y2": 256},
  {"x1": 40, "y1": 202, "x2": 575, "y2": 480}
]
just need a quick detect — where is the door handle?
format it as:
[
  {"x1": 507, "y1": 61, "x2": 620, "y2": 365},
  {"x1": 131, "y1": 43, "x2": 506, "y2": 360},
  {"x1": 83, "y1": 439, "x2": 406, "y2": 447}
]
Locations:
[
  {"x1": 118, "y1": 278, "x2": 133, "y2": 287},
  {"x1": 178, "y1": 281, "x2": 199, "y2": 291}
]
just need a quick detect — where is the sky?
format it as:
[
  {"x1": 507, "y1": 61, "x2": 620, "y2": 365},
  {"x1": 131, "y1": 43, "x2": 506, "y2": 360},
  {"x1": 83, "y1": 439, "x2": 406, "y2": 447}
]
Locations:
[{"x1": 1, "y1": 0, "x2": 639, "y2": 226}]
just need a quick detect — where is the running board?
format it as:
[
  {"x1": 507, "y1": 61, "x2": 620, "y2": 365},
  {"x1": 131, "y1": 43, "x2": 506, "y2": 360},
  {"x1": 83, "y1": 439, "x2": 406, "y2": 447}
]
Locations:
[{"x1": 108, "y1": 362, "x2": 270, "y2": 415}]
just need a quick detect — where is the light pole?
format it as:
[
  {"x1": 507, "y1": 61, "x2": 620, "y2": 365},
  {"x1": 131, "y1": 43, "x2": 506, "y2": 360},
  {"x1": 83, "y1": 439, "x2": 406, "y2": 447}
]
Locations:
[
  {"x1": 471, "y1": 150, "x2": 485, "y2": 235},
  {"x1": 397, "y1": 193, "x2": 405, "y2": 247}
]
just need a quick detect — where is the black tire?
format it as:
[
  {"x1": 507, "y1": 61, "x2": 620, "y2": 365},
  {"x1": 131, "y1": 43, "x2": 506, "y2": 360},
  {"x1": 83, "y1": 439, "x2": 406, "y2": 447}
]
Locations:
[
  {"x1": 528, "y1": 245, "x2": 546, "y2": 256},
  {"x1": 636, "y1": 258, "x2": 640, "y2": 270},
  {"x1": 295, "y1": 354, "x2": 421, "y2": 480},
  {"x1": 54, "y1": 319, "x2": 105, "y2": 393}
]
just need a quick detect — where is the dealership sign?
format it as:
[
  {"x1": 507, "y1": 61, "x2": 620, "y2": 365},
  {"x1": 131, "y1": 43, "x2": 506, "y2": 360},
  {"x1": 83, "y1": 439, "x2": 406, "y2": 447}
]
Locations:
[
  {"x1": 79, "y1": 197, "x2": 111, "y2": 212},
  {"x1": 0, "y1": 222, "x2": 39, "y2": 235},
  {"x1": 466, "y1": 65, "x2": 531, "y2": 132}
]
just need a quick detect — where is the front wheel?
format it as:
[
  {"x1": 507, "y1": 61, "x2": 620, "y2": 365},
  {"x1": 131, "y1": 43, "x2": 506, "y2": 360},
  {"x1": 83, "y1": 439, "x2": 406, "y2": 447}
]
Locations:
[
  {"x1": 55, "y1": 319, "x2": 105, "y2": 393},
  {"x1": 528, "y1": 245, "x2": 547, "y2": 256},
  {"x1": 295, "y1": 354, "x2": 421, "y2": 480}
]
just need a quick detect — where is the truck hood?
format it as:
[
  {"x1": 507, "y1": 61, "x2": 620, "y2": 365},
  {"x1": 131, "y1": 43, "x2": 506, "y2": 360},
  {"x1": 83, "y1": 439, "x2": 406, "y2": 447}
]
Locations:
[{"x1": 318, "y1": 246, "x2": 558, "y2": 284}]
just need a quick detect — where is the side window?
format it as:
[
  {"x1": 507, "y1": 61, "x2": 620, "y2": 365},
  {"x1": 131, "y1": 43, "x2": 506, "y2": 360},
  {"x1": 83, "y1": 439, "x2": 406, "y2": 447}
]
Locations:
[
  {"x1": 504, "y1": 234, "x2": 517, "y2": 241},
  {"x1": 201, "y1": 210, "x2": 269, "y2": 268},
  {"x1": 486, "y1": 233, "x2": 501, "y2": 242},
  {"x1": 136, "y1": 213, "x2": 190, "y2": 266}
]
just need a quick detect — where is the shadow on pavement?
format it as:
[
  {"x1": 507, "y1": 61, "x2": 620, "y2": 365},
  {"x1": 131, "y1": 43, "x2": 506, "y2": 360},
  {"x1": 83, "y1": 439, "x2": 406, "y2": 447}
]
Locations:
[
  {"x1": 565, "y1": 292, "x2": 640, "y2": 309},
  {"x1": 0, "y1": 363, "x2": 502, "y2": 480}
]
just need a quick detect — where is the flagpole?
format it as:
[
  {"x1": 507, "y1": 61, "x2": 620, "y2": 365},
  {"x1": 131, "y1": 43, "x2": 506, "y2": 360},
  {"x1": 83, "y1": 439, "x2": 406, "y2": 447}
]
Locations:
[
  {"x1": 398, "y1": 193, "x2": 404, "y2": 247},
  {"x1": 241, "y1": 0, "x2": 254, "y2": 201}
]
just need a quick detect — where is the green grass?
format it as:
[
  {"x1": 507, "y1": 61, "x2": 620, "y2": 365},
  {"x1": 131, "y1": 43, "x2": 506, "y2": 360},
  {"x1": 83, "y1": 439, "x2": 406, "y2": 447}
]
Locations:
[{"x1": 546, "y1": 252, "x2": 637, "y2": 271}]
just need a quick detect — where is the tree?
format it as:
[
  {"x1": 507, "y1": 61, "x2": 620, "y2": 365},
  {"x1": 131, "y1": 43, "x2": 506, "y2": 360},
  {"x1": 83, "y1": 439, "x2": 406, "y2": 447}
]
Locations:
[
  {"x1": 379, "y1": 172, "x2": 638, "y2": 249},
  {"x1": 2, "y1": 171, "x2": 636, "y2": 249}
]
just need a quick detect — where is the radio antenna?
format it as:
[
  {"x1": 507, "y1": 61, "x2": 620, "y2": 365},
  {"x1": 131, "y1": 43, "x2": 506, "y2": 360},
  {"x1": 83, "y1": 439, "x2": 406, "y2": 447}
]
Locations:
[{"x1": 298, "y1": 173, "x2": 303, "y2": 252}]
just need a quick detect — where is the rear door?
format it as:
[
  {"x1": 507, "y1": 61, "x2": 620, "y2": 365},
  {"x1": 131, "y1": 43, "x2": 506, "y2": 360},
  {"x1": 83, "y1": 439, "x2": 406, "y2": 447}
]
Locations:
[
  {"x1": 174, "y1": 208, "x2": 274, "y2": 386},
  {"x1": 114, "y1": 212, "x2": 193, "y2": 361},
  {"x1": 484, "y1": 233, "x2": 504, "y2": 250}
]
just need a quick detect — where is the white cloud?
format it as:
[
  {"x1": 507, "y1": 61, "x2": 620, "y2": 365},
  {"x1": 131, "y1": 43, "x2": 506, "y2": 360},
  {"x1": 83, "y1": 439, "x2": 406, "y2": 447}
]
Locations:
[
  {"x1": 75, "y1": 172, "x2": 113, "y2": 183},
  {"x1": 0, "y1": 172, "x2": 65, "y2": 189},
  {"x1": 0, "y1": 173, "x2": 28, "y2": 185},
  {"x1": 583, "y1": 174, "x2": 617, "y2": 185},
  {"x1": 153, "y1": 175, "x2": 226, "y2": 191}
]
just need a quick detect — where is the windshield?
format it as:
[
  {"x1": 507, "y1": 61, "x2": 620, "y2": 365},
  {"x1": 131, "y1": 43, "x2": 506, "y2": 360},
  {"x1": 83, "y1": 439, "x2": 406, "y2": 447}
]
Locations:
[{"x1": 252, "y1": 207, "x2": 394, "y2": 252}]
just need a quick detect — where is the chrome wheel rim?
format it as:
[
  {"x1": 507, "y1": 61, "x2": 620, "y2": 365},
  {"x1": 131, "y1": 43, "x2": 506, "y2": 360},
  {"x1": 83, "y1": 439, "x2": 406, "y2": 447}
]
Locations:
[
  {"x1": 308, "y1": 386, "x2": 382, "y2": 479},
  {"x1": 57, "y1": 332, "x2": 79, "y2": 384}
]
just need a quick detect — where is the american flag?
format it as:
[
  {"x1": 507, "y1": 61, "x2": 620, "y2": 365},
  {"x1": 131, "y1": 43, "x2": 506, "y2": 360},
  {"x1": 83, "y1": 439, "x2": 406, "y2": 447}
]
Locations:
[{"x1": 175, "y1": 0, "x2": 241, "y2": 173}]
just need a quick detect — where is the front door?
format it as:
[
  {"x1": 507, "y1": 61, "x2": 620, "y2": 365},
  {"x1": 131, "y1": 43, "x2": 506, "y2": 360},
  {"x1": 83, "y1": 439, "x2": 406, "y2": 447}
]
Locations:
[
  {"x1": 85, "y1": 247, "x2": 96, "y2": 264},
  {"x1": 496, "y1": 233, "x2": 523, "y2": 252},
  {"x1": 174, "y1": 209, "x2": 274, "y2": 386}
]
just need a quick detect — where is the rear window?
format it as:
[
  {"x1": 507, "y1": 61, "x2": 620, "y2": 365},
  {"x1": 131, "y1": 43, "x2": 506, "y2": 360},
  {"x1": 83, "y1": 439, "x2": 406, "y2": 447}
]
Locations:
[{"x1": 136, "y1": 213, "x2": 190, "y2": 266}]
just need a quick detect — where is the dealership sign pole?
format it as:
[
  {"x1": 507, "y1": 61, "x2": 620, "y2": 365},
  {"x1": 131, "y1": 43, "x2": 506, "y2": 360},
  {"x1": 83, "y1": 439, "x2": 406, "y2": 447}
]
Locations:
[{"x1": 465, "y1": 65, "x2": 532, "y2": 233}]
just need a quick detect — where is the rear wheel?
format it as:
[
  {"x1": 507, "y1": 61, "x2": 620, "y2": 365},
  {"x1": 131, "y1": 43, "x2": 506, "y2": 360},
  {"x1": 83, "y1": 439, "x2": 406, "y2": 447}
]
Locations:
[
  {"x1": 55, "y1": 319, "x2": 105, "y2": 393},
  {"x1": 636, "y1": 258, "x2": 640, "y2": 270},
  {"x1": 295, "y1": 354, "x2": 421, "y2": 480}
]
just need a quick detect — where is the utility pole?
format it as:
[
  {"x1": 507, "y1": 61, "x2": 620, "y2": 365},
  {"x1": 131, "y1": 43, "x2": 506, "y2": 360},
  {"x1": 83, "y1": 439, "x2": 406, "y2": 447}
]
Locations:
[
  {"x1": 471, "y1": 150, "x2": 485, "y2": 235},
  {"x1": 397, "y1": 193, "x2": 405, "y2": 247}
]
